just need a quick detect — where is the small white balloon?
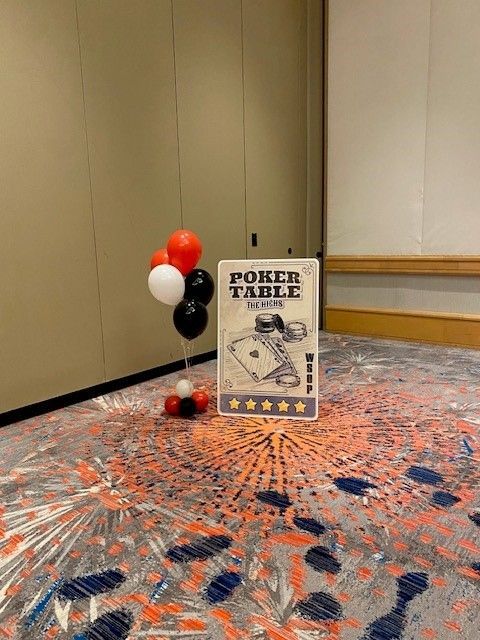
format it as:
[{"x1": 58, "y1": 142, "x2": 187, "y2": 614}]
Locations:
[
  {"x1": 148, "y1": 264, "x2": 185, "y2": 305},
  {"x1": 176, "y1": 378, "x2": 193, "y2": 399}
]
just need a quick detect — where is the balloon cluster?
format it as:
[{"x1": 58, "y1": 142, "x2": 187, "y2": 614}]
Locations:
[
  {"x1": 165, "y1": 380, "x2": 209, "y2": 418},
  {"x1": 148, "y1": 229, "x2": 214, "y2": 418},
  {"x1": 148, "y1": 230, "x2": 214, "y2": 340}
]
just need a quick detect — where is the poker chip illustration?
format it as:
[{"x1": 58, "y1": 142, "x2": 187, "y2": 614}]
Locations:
[
  {"x1": 283, "y1": 321, "x2": 307, "y2": 342},
  {"x1": 275, "y1": 373, "x2": 301, "y2": 387},
  {"x1": 255, "y1": 313, "x2": 276, "y2": 333},
  {"x1": 255, "y1": 313, "x2": 286, "y2": 334}
]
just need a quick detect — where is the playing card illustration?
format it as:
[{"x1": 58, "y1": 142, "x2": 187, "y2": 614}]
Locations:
[
  {"x1": 262, "y1": 336, "x2": 297, "y2": 379},
  {"x1": 227, "y1": 334, "x2": 285, "y2": 382}
]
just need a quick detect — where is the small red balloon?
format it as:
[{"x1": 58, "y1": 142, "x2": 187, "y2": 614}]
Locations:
[
  {"x1": 165, "y1": 395, "x2": 181, "y2": 416},
  {"x1": 167, "y1": 229, "x2": 202, "y2": 276},
  {"x1": 192, "y1": 390, "x2": 209, "y2": 412},
  {"x1": 150, "y1": 247, "x2": 170, "y2": 270}
]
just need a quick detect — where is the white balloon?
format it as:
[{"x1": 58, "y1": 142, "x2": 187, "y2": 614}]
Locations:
[
  {"x1": 176, "y1": 378, "x2": 193, "y2": 399},
  {"x1": 148, "y1": 264, "x2": 185, "y2": 305}
]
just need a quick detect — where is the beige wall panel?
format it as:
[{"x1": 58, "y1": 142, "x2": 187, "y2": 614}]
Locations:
[
  {"x1": 422, "y1": 1, "x2": 480, "y2": 254},
  {"x1": 173, "y1": 0, "x2": 246, "y2": 353},
  {"x1": 307, "y1": 0, "x2": 323, "y2": 259},
  {"x1": 327, "y1": 273, "x2": 480, "y2": 315},
  {"x1": 327, "y1": 273, "x2": 398, "y2": 310},
  {"x1": 327, "y1": 0, "x2": 430, "y2": 255},
  {"x1": 243, "y1": 0, "x2": 308, "y2": 260},
  {"x1": 0, "y1": 0, "x2": 104, "y2": 412},
  {"x1": 77, "y1": 0, "x2": 183, "y2": 379}
]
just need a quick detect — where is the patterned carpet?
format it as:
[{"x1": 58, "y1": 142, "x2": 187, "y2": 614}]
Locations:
[{"x1": 1, "y1": 333, "x2": 479, "y2": 639}]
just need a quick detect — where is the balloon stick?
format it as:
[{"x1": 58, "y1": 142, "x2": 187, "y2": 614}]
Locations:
[{"x1": 181, "y1": 338, "x2": 195, "y2": 383}]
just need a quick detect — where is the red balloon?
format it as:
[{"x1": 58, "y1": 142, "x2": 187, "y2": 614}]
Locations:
[
  {"x1": 167, "y1": 230, "x2": 202, "y2": 276},
  {"x1": 165, "y1": 395, "x2": 181, "y2": 416},
  {"x1": 192, "y1": 390, "x2": 209, "y2": 412},
  {"x1": 150, "y1": 247, "x2": 170, "y2": 270}
]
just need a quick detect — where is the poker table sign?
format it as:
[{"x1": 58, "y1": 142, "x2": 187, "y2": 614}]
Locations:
[{"x1": 217, "y1": 259, "x2": 319, "y2": 420}]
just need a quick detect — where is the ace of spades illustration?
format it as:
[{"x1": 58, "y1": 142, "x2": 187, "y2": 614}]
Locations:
[{"x1": 227, "y1": 334, "x2": 286, "y2": 382}]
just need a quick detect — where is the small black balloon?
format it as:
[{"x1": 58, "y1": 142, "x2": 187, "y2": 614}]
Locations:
[
  {"x1": 179, "y1": 397, "x2": 196, "y2": 417},
  {"x1": 184, "y1": 269, "x2": 215, "y2": 305},
  {"x1": 173, "y1": 299, "x2": 208, "y2": 341}
]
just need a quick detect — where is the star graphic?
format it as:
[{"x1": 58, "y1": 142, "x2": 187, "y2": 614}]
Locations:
[
  {"x1": 294, "y1": 400, "x2": 306, "y2": 413},
  {"x1": 277, "y1": 400, "x2": 290, "y2": 412},
  {"x1": 245, "y1": 398, "x2": 257, "y2": 411},
  {"x1": 261, "y1": 399, "x2": 273, "y2": 411},
  {"x1": 229, "y1": 397, "x2": 240, "y2": 410}
]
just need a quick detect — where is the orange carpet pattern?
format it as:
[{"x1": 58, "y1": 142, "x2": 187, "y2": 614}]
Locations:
[{"x1": 0, "y1": 333, "x2": 479, "y2": 639}]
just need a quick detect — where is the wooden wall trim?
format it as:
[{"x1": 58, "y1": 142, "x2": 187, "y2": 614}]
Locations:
[
  {"x1": 325, "y1": 255, "x2": 480, "y2": 275},
  {"x1": 325, "y1": 305, "x2": 480, "y2": 349}
]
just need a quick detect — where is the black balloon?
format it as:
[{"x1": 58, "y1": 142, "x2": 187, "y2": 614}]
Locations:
[
  {"x1": 173, "y1": 299, "x2": 208, "y2": 340},
  {"x1": 184, "y1": 269, "x2": 215, "y2": 305},
  {"x1": 179, "y1": 397, "x2": 196, "y2": 417}
]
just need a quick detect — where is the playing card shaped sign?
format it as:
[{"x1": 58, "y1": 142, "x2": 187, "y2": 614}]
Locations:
[{"x1": 218, "y1": 259, "x2": 319, "y2": 420}]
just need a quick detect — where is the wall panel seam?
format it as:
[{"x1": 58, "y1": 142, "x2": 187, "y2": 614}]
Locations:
[
  {"x1": 297, "y1": 0, "x2": 307, "y2": 257},
  {"x1": 74, "y1": 0, "x2": 107, "y2": 381},
  {"x1": 240, "y1": 0, "x2": 248, "y2": 259},
  {"x1": 305, "y1": 0, "x2": 311, "y2": 255},
  {"x1": 297, "y1": 0, "x2": 302, "y2": 255},
  {"x1": 322, "y1": 0, "x2": 328, "y2": 328},
  {"x1": 170, "y1": 0, "x2": 184, "y2": 228},
  {"x1": 420, "y1": 0, "x2": 433, "y2": 253}
]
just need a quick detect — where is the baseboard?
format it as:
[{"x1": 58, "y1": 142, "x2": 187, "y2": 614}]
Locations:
[
  {"x1": 325, "y1": 306, "x2": 480, "y2": 349},
  {"x1": 0, "y1": 350, "x2": 217, "y2": 428},
  {"x1": 325, "y1": 255, "x2": 480, "y2": 275}
]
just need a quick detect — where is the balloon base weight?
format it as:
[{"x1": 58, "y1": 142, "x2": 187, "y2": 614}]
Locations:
[{"x1": 164, "y1": 383, "x2": 209, "y2": 418}]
